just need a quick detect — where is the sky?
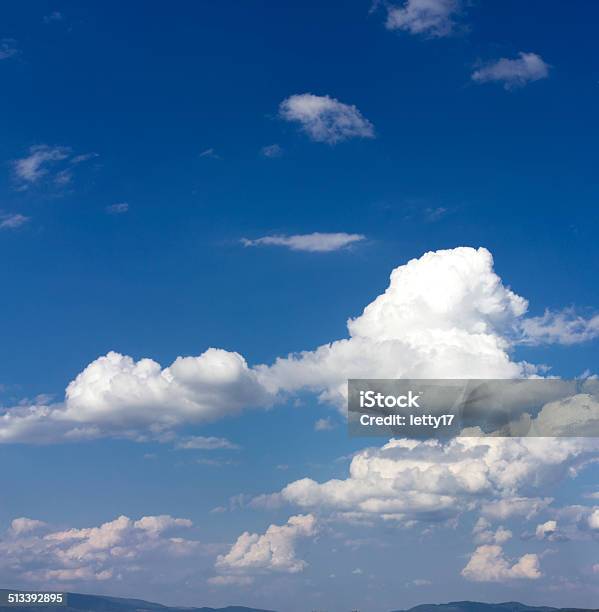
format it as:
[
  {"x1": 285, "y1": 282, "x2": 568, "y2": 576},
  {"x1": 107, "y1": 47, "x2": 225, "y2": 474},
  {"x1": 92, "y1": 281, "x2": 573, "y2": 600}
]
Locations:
[{"x1": 0, "y1": 1, "x2": 599, "y2": 611}]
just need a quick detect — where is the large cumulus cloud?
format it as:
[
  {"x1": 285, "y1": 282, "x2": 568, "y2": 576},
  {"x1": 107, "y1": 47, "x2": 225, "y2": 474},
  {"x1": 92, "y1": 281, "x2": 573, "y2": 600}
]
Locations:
[{"x1": 0, "y1": 246, "x2": 597, "y2": 443}]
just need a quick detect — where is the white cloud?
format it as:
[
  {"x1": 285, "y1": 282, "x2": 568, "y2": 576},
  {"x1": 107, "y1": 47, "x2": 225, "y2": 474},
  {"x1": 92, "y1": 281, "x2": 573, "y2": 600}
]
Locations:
[
  {"x1": 9, "y1": 518, "x2": 47, "y2": 536},
  {"x1": 0, "y1": 514, "x2": 201, "y2": 587},
  {"x1": 0, "y1": 348, "x2": 273, "y2": 443},
  {"x1": 481, "y1": 497, "x2": 553, "y2": 521},
  {"x1": 43, "y1": 11, "x2": 64, "y2": 24},
  {"x1": 242, "y1": 232, "x2": 366, "y2": 252},
  {"x1": 279, "y1": 94, "x2": 374, "y2": 144},
  {"x1": 520, "y1": 308, "x2": 599, "y2": 345},
  {"x1": 0, "y1": 213, "x2": 29, "y2": 230},
  {"x1": 588, "y1": 508, "x2": 599, "y2": 530},
  {"x1": 593, "y1": 563, "x2": 599, "y2": 574},
  {"x1": 385, "y1": 0, "x2": 461, "y2": 37},
  {"x1": 535, "y1": 520, "x2": 557, "y2": 540},
  {"x1": 472, "y1": 518, "x2": 512, "y2": 545},
  {"x1": 199, "y1": 148, "x2": 220, "y2": 159},
  {"x1": 215, "y1": 514, "x2": 317, "y2": 575},
  {"x1": 106, "y1": 202, "x2": 129, "y2": 214},
  {"x1": 12, "y1": 145, "x2": 96, "y2": 189},
  {"x1": 314, "y1": 417, "x2": 335, "y2": 431},
  {"x1": 472, "y1": 53, "x2": 550, "y2": 89},
  {"x1": 207, "y1": 575, "x2": 254, "y2": 586},
  {"x1": 261, "y1": 144, "x2": 283, "y2": 158},
  {"x1": 461, "y1": 544, "x2": 541, "y2": 582},
  {"x1": 0, "y1": 39, "x2": 18, "y2": 60},
  {"x1": 257, "y1": 438, "x2": 590, "y2": 524},
  {"x1": 1, "y1": 245, "x2": 597, "y2": 444},
  {"x1": 175, "y1": 436, "x2": 239, "y2": 450}
]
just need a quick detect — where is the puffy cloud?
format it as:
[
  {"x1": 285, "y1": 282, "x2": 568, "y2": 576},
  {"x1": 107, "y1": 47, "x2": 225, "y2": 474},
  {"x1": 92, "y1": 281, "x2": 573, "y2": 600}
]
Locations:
[
  {"x1": 242, "y1": 232, "x2": 365, "y2": 253},
  {"x1": 481, "y1": 497, "x2": 553, "y2": 521},
  {"x1": 9, "y1": 518, "x2": 47, "y2": 536},
  {"x1": 588, "y1": 509, "x2": 599, "y2": 530},
  {"x1": 520, "y1": 308, "x2": 599, "y2": 345},
  {"x1": 263, "y1": 247, "x2": 529, "y2": 408},
  {"x1": 216, "y1": 514, "x2": 317, "y2": 575},
  {"x1": 384, "y1": 0, "x2": 461, "y2": 37},
  {"x1": 259, "y1": 437, "x2": 593, "y2": 524},
  {"x1": 472, "y1": 52, "x2": 550, "y2": 89},
  {"x1": 0, "y1": 213, "x2": 29, "y2": 230},
  {"x1": 461, "y1": 544, "x2": 541, "y2": 582},
  {"x1": 472, "y1": 518, "x2": 512, "y2": 545},
  {"x1": 0, "y1": 349, "x2": 274, "y2": 444},
  {"x1": 535, "y1": 520, "x2": 557, "y2": 540},
  {"x1": 0, "y1": 514, "x2": 201, "y2": 587},
  {"x1": 279, "y1": 94, "x2": 374, "y2": 144},
  {"x1": 523, "y1": 393, "x2": 599, "y2": 437},
  {"x1": 1, "y1": 245, "x2": 596, "y2": 444}
]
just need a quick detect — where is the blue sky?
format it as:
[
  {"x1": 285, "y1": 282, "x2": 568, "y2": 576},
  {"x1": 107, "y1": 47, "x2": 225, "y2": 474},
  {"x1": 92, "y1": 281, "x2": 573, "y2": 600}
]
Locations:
[{"x1": 1, "y1": 1, "x2": 599, "y2": 611}]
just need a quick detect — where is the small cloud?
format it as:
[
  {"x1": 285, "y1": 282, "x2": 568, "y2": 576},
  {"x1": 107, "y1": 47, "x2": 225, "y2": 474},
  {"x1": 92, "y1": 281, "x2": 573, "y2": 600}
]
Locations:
[
  {"x1": 9, "y1": 517, "x2": 47, "y2": 536},
  {"x1": 425, "y1": 206, "x2": 448, "y2": 222},
  {"x1": 12, "y1": 145, "x2": 96, "y2": 190},
  {"x1": 70, "y1": 152, "x2": 99, "y2": 165},
  {"x1": 0, "y1": 213, "x2": 29, "y2": 230},
  {"x1": 279, "y1": 93, "x2": 374, "y2": 144},
  {"x1": 241, "y1": 232, "x2": 365, "y2": 253},
  {"x1": 261, "y1": 144, "x2": 283, "y2": 158},
  {"x1": 384, "y1": 0, "x2": 462, "y2": 38},
  {"x1": 0, "y1": 39, "x2": 18, "y2": 60},
  {"x1": 314, "y1": 417, "x2": 335, "y2": 431},
  {"x1": 43, "y1": 11, "x2": 64, "y2": 24},
  {"x1": 593, "y1": 564, "x2": 599, "y2": 574},
  {"x1": 208, "y1": 575, "x2": 253, "y2": 587},
  {"x1": 195, "y1": 458, "x2": 237, "y2": 467},
  {"x1": 210, "y1": 506, "x2": 227, "y2": 514},
  {"x1": 200, "y1": 148, "x2": 221, "y2": 159},
  {"x1": 407, "y1": 578, "x2": 432, "y2": 587},
  {"x1": 276, "y1": 464, "x2": 289, "y2": 471},
  {"x1": 176, "y1": 436, "x2": 239, "y2": 450},
  {"x1": 352, "y1": 568, "x2": 363, "y2": 575},
  {"x1": 106, "y1": 203, "x2": 129, "y2": 215},
  {"x1": 472, "y1": 52, "x2": 550, "y2": 90}
]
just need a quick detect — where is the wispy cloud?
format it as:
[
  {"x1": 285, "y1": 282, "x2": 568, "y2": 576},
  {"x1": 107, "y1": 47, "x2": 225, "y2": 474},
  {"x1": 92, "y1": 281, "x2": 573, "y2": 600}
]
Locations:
[
  {"x1": 12, "y1": 145, "x2": 97, "y2": 190},
  {"x1": 0, "y1": 213, "x2": 30, "y2": 230},
  {"x1": 472, "y1": 52, "x2": 550, "y2": 89},
  {"x1": 242, "y1": 232, "x2": 366, "y2": 252},
  {"x1": 261, "y1": 144, "x2": 283, "y2": 158},
  {"x1": 105, "y1": 202, "x2": 129, "y2": 214},
  {"x1": 43, "y1": 11, "x2": 64, "y2": 24},
  {"x1": 0, "y1": 39, "x2": 18, "y2": 60},
  {"x1": 175, "y1": 436, "x2": 239, "y2": 450},
  {"x1": 384, "y1": 0, "x2": 462, "y2": 37},
  {"x1": 520, "y1": 308, "x2": 599, "y2": 345},
  {"x1": 199, "y1": 148, "x2": 221, "y2": 159},
  {"x1": 279, "y1": 94, "x2": 374, "y2": 144}
]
